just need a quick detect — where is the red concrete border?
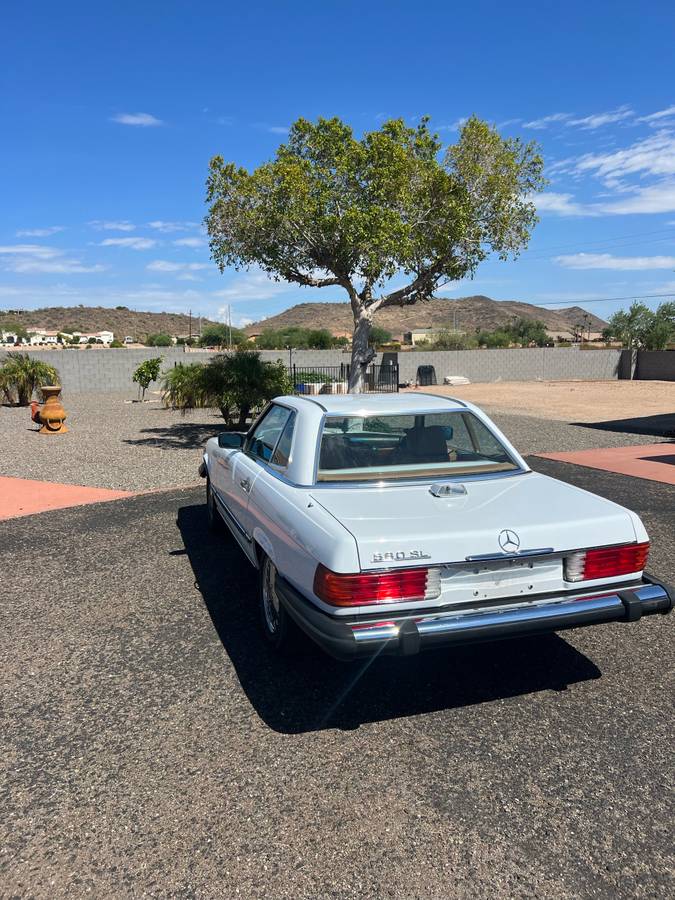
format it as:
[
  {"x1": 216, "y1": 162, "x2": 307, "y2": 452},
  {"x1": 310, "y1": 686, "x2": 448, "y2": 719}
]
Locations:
[
  {"x1": 0, "y1": 476, "x2": 134, "y2": 520},
  {"x1": 535, "y1": 443, "x2": 675, "y2": 485}
]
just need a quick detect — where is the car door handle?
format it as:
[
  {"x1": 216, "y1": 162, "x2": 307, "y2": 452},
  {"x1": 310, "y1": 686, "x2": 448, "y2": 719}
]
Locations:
[{"x1": 239, "y1": 478, "x2": 251, "y2": 492}]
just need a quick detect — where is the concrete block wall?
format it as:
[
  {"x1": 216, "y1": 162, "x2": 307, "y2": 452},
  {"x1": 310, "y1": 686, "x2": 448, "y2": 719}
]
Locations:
[
  {"x1": 397, "y1": 347, "x2": 625, "y2": 384},
  {"x1": 635, "y1": 350, "x2": 675, "y2": 381},
  {"x1": 1, "y1": 346, "x2": 627, "y2": 392}
]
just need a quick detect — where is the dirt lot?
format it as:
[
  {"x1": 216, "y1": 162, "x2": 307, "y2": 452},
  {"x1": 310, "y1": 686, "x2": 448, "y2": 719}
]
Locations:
[{"x1": 407, "y1": 380, "x2": 674, "y2": 423}]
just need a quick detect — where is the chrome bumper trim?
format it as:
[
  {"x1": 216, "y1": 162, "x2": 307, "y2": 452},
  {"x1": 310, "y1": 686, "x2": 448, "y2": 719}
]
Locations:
[{"x1": 351, "y1": 583, "x2": 671, "y2": 645}]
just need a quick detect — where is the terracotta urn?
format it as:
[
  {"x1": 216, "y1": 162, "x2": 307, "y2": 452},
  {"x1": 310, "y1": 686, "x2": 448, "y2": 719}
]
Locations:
[{"x1": 38, "y1": 385, "x2": 68, "y2": 434}]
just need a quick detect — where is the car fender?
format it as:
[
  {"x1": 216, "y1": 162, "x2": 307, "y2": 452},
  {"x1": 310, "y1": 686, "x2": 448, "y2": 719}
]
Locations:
[{"x1": 253, "y1": 526, "x2": 275, "y2": 567}]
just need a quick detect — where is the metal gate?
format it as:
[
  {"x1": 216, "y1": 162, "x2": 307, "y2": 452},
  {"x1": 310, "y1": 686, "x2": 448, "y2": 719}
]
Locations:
[{"x1": 288, "y1": 363, "x2": 399, "y2": 394}]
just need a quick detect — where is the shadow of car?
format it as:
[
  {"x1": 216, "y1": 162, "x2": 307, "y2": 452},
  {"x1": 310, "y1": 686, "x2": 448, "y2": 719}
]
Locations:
[{"x1": 175, "y1": 501, "x2": 602, "y2": 734}]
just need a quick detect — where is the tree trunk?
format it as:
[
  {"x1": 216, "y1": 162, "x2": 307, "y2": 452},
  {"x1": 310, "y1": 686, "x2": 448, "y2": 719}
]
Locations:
[{"x1": 348, "y1": 306, "x2": 375, "y2": 392}]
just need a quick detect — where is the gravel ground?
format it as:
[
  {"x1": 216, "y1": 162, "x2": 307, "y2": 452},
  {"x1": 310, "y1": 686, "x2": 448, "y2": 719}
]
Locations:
[
  {"x1": 1, "y1": 391, "x2": 670, "y2": 492},
  {"x1": 0, "y1": 392, "x2": 223, "y2": 491},
  {"x1": 1, "y1": 462, "x2": 673, "y2": 898}
]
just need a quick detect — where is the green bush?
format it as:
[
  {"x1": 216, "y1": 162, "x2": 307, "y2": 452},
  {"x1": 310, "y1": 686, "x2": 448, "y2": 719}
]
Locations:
[
  {"x1": 110, "y1": 339, "x2": 124, "y2": 348},
  {"x1": 146, "y1": 333, "x2": 173, "y2": 347},
  {"x1": 162, "y1": 363, "x2": 207, "y2": 410},
  {"x1": 132, "y1": 357, "x2": 163, "y2": 400},
  {"x1": 0, "y1": 353, "x2": 60, "y2": 406},
  {"x1": 162, "y1": 349, "x2": 293, "y2": 427},
  {"x1": 293, "y1": 371, "x2": 335, "y2": 384}
]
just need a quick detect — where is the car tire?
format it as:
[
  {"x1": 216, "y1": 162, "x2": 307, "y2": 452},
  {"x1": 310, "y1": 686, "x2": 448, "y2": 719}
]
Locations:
[
  {"x1": 206, "y1": 477, "x2": 226, "y2": 534},
  {"x1": 258, "y1": 552, "x2": 299, "y2": 652}
]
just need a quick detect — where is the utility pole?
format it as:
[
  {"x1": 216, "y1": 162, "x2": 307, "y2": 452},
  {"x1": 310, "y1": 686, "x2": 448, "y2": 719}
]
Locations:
[
  {"x1": 188, "y1": 309, "x2": 192, "y2": 342},
  {"x1": 228, "y1": 305, "x2": 232, "y2": 351}
]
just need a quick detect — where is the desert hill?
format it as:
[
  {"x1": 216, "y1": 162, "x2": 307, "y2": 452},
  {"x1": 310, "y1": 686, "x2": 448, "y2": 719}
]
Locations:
[
  {"x1": 246, "y1": 295, "x2": 607, "y2": 337},
  {"x1": 0, "y1": 306, "x2": 220, "y2": 341}
]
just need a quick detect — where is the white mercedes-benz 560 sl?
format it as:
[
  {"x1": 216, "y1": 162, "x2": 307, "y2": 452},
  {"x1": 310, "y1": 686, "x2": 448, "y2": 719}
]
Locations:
[{"x1": 199, "y1": 392, "x2": 672, "y2": 659}]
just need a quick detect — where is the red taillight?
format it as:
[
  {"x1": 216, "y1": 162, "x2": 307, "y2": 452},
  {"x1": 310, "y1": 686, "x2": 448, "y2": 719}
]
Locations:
[
  {"x1": 313, "y1": 564, "x2": 440, "y2": 607},
  {"x1": 565, "y1": 542, "x2": 649, "y2": 582}
]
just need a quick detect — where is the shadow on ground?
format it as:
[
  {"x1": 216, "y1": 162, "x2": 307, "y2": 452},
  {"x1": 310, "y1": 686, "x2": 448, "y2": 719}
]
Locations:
[
  {"x1": 571, "y1": 413, "x2": 675, "y2": 437},
  {"x1": 124, "y1": 421, "x2": 224, "y2": 450},
  {"x1": 176, "y1": 502, "x2": 601, "y2": 734}
]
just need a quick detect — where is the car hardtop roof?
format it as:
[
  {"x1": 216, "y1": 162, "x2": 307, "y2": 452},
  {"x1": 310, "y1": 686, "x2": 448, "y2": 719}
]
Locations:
[{"x1": 276, "y1": 392, "x2": 467, "y2": 416}]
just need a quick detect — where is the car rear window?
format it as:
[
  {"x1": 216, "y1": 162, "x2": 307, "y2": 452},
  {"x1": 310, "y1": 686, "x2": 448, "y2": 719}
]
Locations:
[{"x1": 317, "y1": 411, "x2": 519, "y2": 482}]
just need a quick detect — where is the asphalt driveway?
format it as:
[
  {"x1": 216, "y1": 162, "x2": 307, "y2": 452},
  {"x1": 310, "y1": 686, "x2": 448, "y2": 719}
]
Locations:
[{"x1": 1, "y1": 460, "x2": 673, "y2": 898}]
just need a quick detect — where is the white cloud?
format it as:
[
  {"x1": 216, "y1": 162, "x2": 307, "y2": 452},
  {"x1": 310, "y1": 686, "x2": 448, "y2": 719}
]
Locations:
[
  {"x1": 112, "y1": 112, "x2": 163, "y2": 127},
  {"x1": 533, "y1": 192, "x2": 592, "y2": 216},
  {"x1": 88, "y1": 220, "x2": 136, "y2": 231},
  {"x1": 598, "y1": 180, "x2": 675, "y2": 214},
  {"x1": 555, "y1": 252, "x2": 675, "y2": 270},
  {"x1": 16, "y1": 226, "x2": 65, "y2": 237},
  {"x1": 637, "y1": 105, "x2": 675, "y2": 124},
  {"x1": 523, "y1": 112, "x2": 573, "y2": 130},
  {"x1": 0, "y1": 244, "x2": 62, "y2": 258},
  {"x1": 566, "y1": 105, "x2": 633, "y2": 130},
  {"x1": 173, "y1": 237, "x2": 206, "y2": 248},
  {"x1": 437, "y1": 117, "x2": 468, "y2": 132},
  {"x1": 146, "y1": 260, "x2": 209, "y2": 273},
  {"x1": 147, "y1": 220, "x2": 199, "y2": 233},
  {"x1": 0, "y1": 244, "x2": 104, "y2": 274},
  {"x1": 214, "y1": 268, "x2": 301, "y2": 301},
  {"x1": 98, "y1": 237, "x2": 157, "y2": 250},
  {"x1": 267, "y1": 125, "x2": 290, "y2": 134},
  {"x1": 572, "y1": 131, "x2": 675, "y2": 180}
]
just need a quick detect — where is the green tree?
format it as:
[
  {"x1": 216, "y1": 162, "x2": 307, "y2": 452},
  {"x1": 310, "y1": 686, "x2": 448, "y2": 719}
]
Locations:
[
  {"x1": 146, "y1": 333, "x2": 173, "y2": 347},
  {"x1": 0, "y1": 353, "x2": 60, "y2": 406},
  {"x1": 505, "y1": 317, "x2": 548, "y2": 347},
  {"x1": 478, "y1": 330, "x2": 512, "y2": 348},
  {"x1": 132, "y1": 356, "x2": 163, "y2": 401},
  {"x1": 369, "y1": 326, "x2": 393, "y2": 347},
  {"x1": 199, "y1": 323, "x2": 247, "y2": 347},
  {"x1": 605, "y1": 301, "x2": 675, "y2": 350},
  {"x1": 432, "y1": 330, "x2": 477, "y2": 350},
  {"x1": 206, "y1": 115, "x2": 545, "y2": 390}
]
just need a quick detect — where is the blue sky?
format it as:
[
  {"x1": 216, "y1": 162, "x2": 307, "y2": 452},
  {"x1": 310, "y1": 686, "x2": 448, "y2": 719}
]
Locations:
[{"x1": 2, "y1": 0, "x2": 675, "y2": 327}]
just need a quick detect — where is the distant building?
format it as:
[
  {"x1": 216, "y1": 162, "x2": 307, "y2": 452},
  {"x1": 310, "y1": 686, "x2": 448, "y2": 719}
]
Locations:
[
  {"x1": 71, "y1": 330, "x2": 114, "y2": 345},
  {"x1": 28, "y1": 329, "x2": 67, "y2": 345}
]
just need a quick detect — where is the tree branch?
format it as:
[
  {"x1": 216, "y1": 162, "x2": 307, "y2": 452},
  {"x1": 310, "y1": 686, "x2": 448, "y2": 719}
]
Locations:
[{"x1": 374, "y1": 262, "x2": 445, "y2": 310}]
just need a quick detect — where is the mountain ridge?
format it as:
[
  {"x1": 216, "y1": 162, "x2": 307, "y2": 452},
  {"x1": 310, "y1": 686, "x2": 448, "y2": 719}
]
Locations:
[{"x1": 245, "y1": 295, "x2": 607, "y2": 337}]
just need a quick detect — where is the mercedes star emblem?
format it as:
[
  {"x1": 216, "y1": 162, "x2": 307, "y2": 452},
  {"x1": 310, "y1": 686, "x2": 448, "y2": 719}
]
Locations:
[{"x1": 498, "y1": 529, "x2": 521, "y2": 553}]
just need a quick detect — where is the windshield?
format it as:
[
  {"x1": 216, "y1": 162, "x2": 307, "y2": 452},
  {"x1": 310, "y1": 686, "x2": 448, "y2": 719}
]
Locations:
[{"x1": 317, "y1": 411, "x2": 520, "y2": 482}]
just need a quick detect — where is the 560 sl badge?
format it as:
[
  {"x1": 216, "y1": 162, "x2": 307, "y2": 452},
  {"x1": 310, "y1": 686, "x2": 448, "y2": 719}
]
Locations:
[{"x1": 371, "y1": 550, "x2": 432, "y2": 563}]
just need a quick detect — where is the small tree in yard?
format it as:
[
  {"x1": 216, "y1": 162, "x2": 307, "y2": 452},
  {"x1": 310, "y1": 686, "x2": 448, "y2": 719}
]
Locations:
[
  {"x1": 132, "y1": 357, "x2": 162, "y2": 401},
  {"x1": 206, "y1": 116, "x2": 545, "y2": 391}
]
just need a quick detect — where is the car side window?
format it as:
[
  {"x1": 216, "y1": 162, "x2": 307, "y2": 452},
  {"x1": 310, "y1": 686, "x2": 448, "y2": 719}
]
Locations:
[
  {"x1": 270, "y1": 412, "x2": 296, "y2": 468},
  {"x1": 246, "y1": 405, "x2": 291, "y2": 464}
]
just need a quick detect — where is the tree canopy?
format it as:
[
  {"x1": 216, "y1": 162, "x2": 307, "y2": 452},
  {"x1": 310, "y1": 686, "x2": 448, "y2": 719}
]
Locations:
[
  {"x1": 604, "y1": 301, "x2": 675, "y2": 350},
  {"x1": 205, "y1": 115, "x2": 545, "y2": 389}
]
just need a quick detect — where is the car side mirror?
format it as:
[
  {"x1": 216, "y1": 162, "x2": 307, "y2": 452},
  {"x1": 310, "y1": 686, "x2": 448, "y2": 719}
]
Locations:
[{"x1": 218, "y1": 432, "x2": 245, "y2": 449}]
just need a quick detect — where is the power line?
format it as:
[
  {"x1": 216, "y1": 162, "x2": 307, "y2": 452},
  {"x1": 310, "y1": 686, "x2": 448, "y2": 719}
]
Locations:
[
  {"x1": 525, "y1": 226, "x2": 675, "y2": 257},
  {"x1": 530, "y1": 292, "x2": 674, "y2": 308},
  {"x1": 524, "y1": 230, "x2": 675, "y2": 260}
]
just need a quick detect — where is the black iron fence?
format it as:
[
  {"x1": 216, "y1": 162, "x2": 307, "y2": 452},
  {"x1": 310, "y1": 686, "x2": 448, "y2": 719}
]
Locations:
[{"x1": 288, "y1": 363, "x2": 399, "y2": 394}]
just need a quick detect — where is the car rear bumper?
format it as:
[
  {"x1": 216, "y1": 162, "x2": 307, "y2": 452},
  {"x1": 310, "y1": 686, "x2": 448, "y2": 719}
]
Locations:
[{"x1": 274, "y1": 574, "x2": 673, "y2": 660}]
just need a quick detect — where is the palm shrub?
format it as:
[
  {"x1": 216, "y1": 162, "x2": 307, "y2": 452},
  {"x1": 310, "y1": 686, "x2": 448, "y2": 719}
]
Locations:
[
  {"x1": 201, "y1": 350, "x2": 293, "y2": 428},
  {"x1": 162, "y1": 363, "x2": 207, "y2": 411},
  {"x1": 0, "y1": 353, "x2": 60, "y2": 406}
]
